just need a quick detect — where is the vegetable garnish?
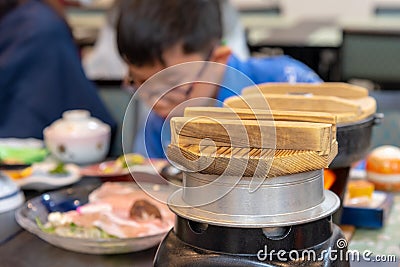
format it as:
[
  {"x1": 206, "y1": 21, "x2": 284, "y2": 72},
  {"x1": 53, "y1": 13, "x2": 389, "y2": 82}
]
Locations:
[{"x1": 49, "y1": 163, "x2": 68, "y2": 175}]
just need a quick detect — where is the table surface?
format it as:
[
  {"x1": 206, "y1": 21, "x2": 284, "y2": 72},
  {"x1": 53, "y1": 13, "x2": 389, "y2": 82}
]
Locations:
[
  {"x1": 349, "y1": 194, "x2": 400, "y2": 257},
  {"x1": 0, "y1": 231, "x2": 156, "y2": 267},
  {"x1": 1, "y1": 173, "x2": 399, "y2": 266},
  {"x1": 0, "y1": 175, "x2": 163, "y2": 267}
]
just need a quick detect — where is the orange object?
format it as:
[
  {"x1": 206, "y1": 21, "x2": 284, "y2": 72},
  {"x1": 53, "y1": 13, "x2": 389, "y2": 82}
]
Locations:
[
  {"x1": 366, "y1": 146, "x2": 400, "y2": 192},
  {"x1": 347, "y1": 180, "x2": 374, "y2": 199},
  {"x1": 366, "y1": 146, "x2": 400, "y2": 174},
  {"x1": 3, "y1": 167, "x2": 32, "y2": 180},
  {"x1": 324, "y1": 169, "x2": 336, "y2": 189}
]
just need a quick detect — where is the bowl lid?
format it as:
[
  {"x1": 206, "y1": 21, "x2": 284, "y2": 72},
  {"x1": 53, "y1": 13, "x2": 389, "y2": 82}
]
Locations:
[{"x1": 44, "y1": 110, "x2": 110, "y2": 138}]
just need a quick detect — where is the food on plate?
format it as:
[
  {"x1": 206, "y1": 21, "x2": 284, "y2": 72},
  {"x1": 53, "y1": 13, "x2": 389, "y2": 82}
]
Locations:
[
  {"x1": 0, "y1": 146, "x2": 47, "y2": 165},
  {"x1": 347, "y1": 180, "x2": 374, "y2": 199},
  {"x1": 3, "y1": 167, "x2": 33, "y2": 180},
  {"x1": 95, "y1": 153, "x2": 145, "y2": 175},
  {"x1": 345, "y1": 180, "x2": 375, "y2": 207},
  {"x1": 116, "y1": 153, "x2": 145, "y2": 168},
  {"x1": 49, "y1": 163, "x2": 68, "y2": 175},
  {"x1": 3, "y1": 162, "x2": 70, "y2": 180},
  {"x1": 37, "y1": 182, "x2": 174, "y2": 239},
  {"x1": 366, "y1": 145, "x2": 400, "y2": 191},
  {"x1": 130, "y1": 199, "x2": 162, "y2": 221}
]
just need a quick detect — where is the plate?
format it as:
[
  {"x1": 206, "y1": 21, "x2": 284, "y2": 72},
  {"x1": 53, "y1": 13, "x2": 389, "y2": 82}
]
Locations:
[
  {"x1": 15, "y1": 182, "x2": 174, "y2": 254},
  {"x1": 2, "y1": 162, "x2": 81, "y2": 190},
  {"x1": 80, "y1": 160, "x2": 130, "y2": 178},
  {"x1": 80, "y1": 159, "x2": 168, "y2": 179}
]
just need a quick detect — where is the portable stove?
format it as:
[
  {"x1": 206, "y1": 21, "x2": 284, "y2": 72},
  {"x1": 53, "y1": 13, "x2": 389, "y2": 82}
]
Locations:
[{"x1": 154, "y1": 170, "x2": 349, "y2": 266}]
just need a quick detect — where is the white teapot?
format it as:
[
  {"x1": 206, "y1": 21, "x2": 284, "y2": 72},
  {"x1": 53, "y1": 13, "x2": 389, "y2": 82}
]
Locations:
[{"x1": 43, "y1": 110, "x2": 111, "y2": 164}]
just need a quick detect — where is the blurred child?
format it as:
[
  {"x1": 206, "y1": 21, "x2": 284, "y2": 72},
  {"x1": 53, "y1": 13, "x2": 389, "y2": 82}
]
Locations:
[{"x1": 117, "y1": 0, "x2": 322, "y2": 158}]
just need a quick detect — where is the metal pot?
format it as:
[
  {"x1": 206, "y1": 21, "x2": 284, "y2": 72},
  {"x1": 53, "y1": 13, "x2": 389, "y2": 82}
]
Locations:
[
  {"x1": 169, "y1": 170, "x2": 340, "y2": 227},
  {"x1": 329, "y1": 114, "x2": 383, "y2": 168}
]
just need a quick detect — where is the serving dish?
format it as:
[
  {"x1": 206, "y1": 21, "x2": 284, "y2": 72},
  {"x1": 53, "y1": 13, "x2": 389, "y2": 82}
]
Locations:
[
  {"x1": 0, "y1": 175, "x2": 25, "y2": 243},
  {"x1": 80, "y1": 158, "x2": 169, "y2": 183},
  {"x1": 43, "y1": 110, "x2": 111, "y2": 165},
  {"x1": 15, "y1": 182, "x2": 174, "y2": 254},
  {"x1": 80, "y1": 160, "x2": 131, "y2": 178},
  {"x1": 3, "y1": 162, "x2": 81, "y2": 190}
]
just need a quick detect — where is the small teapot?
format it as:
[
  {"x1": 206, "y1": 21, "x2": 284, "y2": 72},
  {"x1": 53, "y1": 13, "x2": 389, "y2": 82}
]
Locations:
[{"x1": 43, "y1": 110, "x2": 111, "y2": 165}]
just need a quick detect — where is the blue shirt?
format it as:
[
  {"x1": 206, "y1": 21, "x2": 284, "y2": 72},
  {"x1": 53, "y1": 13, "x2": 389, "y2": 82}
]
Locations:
[
  {"x1": 0, "y1": 0, "x2": 116, "y2": 139},
  {"x1": 135, "y1": 54, "x2": 322, "y2": 158}
]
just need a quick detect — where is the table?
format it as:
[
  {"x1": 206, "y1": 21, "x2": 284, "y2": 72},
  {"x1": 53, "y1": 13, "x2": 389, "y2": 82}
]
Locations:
[
  {"x1": 1, "y1": 173, "x2": 399, "y2": 266},
  {"x1": 0, "y1": 176, "x2": 161, "y2": 267},
  {"x1": 349, "y1": 194, "x2": 400, "y2": 257},
  {"x1": 0, "y1": 231, "x2": 156, "y2": 267}
]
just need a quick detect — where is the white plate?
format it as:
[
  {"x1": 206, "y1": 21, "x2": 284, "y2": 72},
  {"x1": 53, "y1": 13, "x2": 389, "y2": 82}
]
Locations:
[
  {"x1": 0, "y1": 138, "x2": 43, "y2": 148},
  {"x1": 6, "y1": 162, "x2": 82, "y2": 190}
]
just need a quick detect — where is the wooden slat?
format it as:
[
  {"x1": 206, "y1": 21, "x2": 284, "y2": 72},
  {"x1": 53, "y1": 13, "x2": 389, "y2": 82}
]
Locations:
[
  {"x1": 241, "y1": 82, "x2": 369, "y2": 99},
  {"x1": 170, "y1": 117, "x2": 333, "y2": 154},
  {"x1": 351, "y1": 97, "x2": 377, "y2": 121},
  {"x1": 224, "y1": 94, "x2": 361, "y2": 113},
  {"x1": 184, "y1": 107, "x2": 337, "y2": 124},
  {"x1": 167, "y1": 141, "x2": 338, "y2": 178},
  {"x1": 184, "y1": 107, "x2": 338, "y2": 137},
  {"x1": 223, "y1": 94, "x2": 376, "y2": 122}
]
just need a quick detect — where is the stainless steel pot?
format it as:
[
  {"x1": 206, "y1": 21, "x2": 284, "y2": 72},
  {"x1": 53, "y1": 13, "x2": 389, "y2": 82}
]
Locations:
[{"x1": 169, "y1": 170, "x2": 340, "y2": 227}]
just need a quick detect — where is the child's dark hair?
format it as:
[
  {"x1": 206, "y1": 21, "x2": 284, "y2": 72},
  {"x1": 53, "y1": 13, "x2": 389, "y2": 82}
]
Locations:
[
  {"x1": 0, "y1": 0, "x2": 19, "y2": 20},
  {"x1": 117, "y1": 0, "x2": 222, "y2": 67}
]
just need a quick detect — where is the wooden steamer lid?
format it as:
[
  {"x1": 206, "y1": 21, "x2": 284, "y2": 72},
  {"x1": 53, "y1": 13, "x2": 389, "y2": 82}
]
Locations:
[
  {"x1": 230, "y1": 82, "x2": 377, "y2": 124},
  {"x1": 167, "y1": 83, "x2": 376, "y2": 178}
]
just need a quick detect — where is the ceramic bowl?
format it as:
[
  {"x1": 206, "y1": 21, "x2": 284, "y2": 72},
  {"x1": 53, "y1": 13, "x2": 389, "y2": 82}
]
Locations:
[
  {"x1": 0, "y1": 174, "x2": 25, "y2": 243},
  {"x1": 43, "y1": 110, "x2": 111, "y2": 165}
]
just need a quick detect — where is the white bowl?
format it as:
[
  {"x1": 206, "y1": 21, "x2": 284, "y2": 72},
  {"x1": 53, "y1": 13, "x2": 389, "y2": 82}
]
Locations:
[{"x1": 44, "y1": 110, "x2": 111, "y2": 165}]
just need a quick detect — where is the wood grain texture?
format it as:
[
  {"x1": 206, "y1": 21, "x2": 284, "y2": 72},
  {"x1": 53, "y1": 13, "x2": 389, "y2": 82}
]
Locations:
[
  {"x1": 223, "y1": 94, "x2": 376, "y2": 123},
  {"x1": 184, "y1": 107, "x2": 337, "y2": 124},
  {"x1": 167, "y1": 141, "x2": 338, "y2": 178},
  {"x1": 184, "y1": 107, "x2": 338, "y2": 137},
  {"x1": 170, "y1": 117, "x2": 333, "y2": 153},
  {"x1": 241, "y1": 82, "x2": 369, "y2": 99}
]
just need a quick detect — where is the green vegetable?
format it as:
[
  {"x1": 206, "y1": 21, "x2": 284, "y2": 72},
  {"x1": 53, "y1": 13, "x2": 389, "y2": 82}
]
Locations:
[
  {"x1": 49, "y1": 163, "x2": 68, "y2": 175},
  {"x1": 35, "y1": 217, "x2": 55, "y2": 233},
  {"x1": 70, "y1": 222, "x2": 77, "y2": 232},
  {"x1": 116, "y1": 154, "x2": 145, "y2": 168},
  {"x1": 0, "y1": 146, "x2": 48, "y2": 165},
  {"x1": 37, "y1": 217, "x2": 117, "y2": 239}
]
